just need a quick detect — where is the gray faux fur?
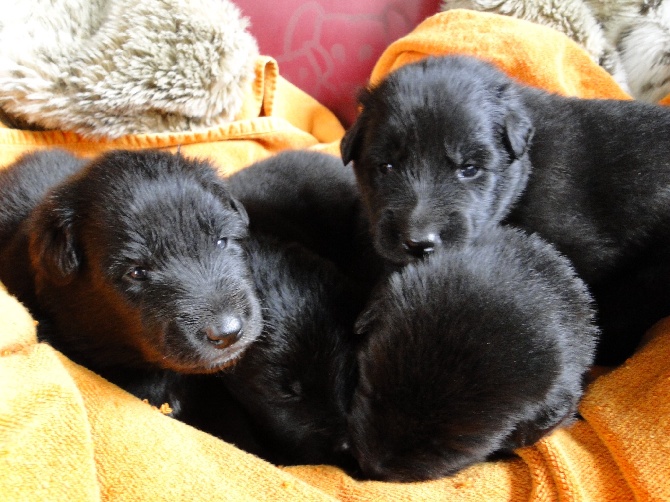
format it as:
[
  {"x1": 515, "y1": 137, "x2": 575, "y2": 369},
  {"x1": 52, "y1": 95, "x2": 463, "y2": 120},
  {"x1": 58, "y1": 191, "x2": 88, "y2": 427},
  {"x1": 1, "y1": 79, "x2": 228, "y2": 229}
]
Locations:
[
  {"x1": 442, "y1": 0, "x2": 670, "y2": 102},
  {"x1": 0, "y1": 0, "x2": 259, "y2": 138},
  {"x1": 601, "y1": 0, "x2": 670, "y2": 102}
]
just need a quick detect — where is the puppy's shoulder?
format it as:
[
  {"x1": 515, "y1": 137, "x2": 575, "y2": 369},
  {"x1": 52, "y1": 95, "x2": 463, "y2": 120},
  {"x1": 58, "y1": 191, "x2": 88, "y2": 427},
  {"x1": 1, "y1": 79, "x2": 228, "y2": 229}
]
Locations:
[{"x1": 229, "y1": 150, "x2": 355, "y2": 200}]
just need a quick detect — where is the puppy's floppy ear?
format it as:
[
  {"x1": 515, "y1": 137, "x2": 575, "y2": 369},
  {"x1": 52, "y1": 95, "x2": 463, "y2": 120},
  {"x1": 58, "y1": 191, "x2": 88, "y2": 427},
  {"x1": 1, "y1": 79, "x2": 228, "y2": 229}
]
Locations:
[
  {"x1": 341, "y1": 88, "x2": 373, "y2": 165},
  {"x1": 497, "y1": 84, "x2": 534, "y2": 159},
  {"x1": 341, "y1": 117, "x2": 365, "y2": 166},
  {"x1": 198, "y1": 168, "x2": 250, "y2": 227},
  {"x1": 28, "y1": 191, "x2": 80, "y2": 285},
  {"x1": 230, "y1": 197, "x2": 249, "y2": 226},
  {"x1": 503, "y1": 110, "x2": 534, "y2": 160}
]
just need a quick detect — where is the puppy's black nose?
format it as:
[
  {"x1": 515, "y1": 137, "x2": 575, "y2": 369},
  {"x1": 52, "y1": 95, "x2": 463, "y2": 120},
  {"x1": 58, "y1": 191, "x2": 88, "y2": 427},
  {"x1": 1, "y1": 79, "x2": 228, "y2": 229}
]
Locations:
[
  {"x1": 205, "y1": 315, "x2": 243, "y2": 348},
  {"x1": 403, "y1": 233, "x2": 440, "y2": 257}
]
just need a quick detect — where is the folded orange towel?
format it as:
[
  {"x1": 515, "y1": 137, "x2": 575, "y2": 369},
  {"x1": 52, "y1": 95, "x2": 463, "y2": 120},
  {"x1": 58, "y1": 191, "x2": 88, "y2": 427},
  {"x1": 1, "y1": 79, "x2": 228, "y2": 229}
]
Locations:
[
  {"x1": 1, "y1": 10, "x2": 669, "y2": 501},
  {"x1": 0, "y1": 56, "x2": 345, "y2": 173},
  {"x1": 369, "y1": 9, "x2": 631, "y2": 101}
]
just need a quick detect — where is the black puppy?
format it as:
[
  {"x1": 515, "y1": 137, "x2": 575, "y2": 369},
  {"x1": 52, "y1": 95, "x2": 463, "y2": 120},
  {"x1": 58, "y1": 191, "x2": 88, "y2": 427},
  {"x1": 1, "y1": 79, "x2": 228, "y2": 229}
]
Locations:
[
  {"x1": 347, "y1": 227, "x2": 598, "y2": 482},
  {"x1": 341, "y1": 55, "x2": 670, "y2": 363},
  {"x1": 228, "y1": 150, "x2": 381, "y2": 289},
  {"x1": 0, "y1": 150, "x2": 87, "y2": 306},
  {"x1": 0, "y1": 149, "x2": 262, "y2": 413},
  {"x1": 219, "y1": 234, "x2": 364, "y2": 468}
]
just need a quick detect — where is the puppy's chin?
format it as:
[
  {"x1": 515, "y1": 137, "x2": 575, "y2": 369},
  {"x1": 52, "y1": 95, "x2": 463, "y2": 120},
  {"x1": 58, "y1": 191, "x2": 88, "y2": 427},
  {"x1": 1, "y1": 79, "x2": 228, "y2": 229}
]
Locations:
[
  {"x1": 149, "y1": 334, "x2": 258, "y2": 374},
  {"x1": 373, "y1": 227, "x2": 470, "y2": 266},
  {"x1": 373, "y1": 239, "x2": 416, "y2": 266},
  {"x1": 193, "y1": 340, "x2": 256, "y2": 373},
  {"x1": 158, "y1": 349, "x2": 247, "y2": 374},
  {"x1": 374, "y1": 211, "x2": 474, "y2": 265}
]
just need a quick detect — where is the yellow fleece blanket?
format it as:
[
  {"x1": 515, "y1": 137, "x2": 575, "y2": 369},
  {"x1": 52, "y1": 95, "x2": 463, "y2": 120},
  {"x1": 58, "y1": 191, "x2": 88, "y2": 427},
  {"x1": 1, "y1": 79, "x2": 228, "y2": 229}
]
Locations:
[{"x1": 2, "y1": 10, "x2": 669, "y2": 501}]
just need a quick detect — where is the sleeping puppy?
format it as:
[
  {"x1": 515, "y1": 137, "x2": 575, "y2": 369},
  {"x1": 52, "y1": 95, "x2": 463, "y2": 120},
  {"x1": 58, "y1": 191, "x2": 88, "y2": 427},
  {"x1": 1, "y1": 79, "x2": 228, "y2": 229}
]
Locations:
[
  {"x1": 341, "y1": 54, "x2": 670, "y2": 364},
  {"x1": 347, "y1": 227, "x2": 599, "y2": 482},
  {"x1": 228, "y1": 150, "x2": 382, "y2": 289},
  {"x1": 219, "y1": 235, "x2": 364, "y2": 468},
  {"x1": 0, "y1": 149, "x2": 262, "y2": 414}
]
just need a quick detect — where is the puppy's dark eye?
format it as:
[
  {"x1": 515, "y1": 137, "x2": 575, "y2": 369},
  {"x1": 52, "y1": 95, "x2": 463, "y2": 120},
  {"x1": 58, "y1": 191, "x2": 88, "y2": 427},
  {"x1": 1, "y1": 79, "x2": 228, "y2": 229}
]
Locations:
[
  {"x1": 458, "y1": 165, "x2": 480, "y2": 179},
  {"x1": 127, "y1": 267, "x2": 149, "y2": 281},
  {"x1": 378, "y1": 163, "x2": 393, "y2": 175},
  {"x1": 216, "y1": 237, "x2": 228, "y2": 249}
]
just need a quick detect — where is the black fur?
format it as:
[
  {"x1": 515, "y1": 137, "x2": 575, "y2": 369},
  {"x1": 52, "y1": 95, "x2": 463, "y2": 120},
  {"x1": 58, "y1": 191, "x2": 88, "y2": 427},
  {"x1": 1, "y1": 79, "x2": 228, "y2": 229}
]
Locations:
[
  {"x1": 228, "y1": 150, "x2": 381, "y2": 288},
  {"x1": 0, "y1": 149, "x2": 262, "y2": 412},
  {"x1": 175, "y1": 373, "x2": 270, "y2": 457},
  {"x1": 347, "y1": 227, "x2": 598, "y2": 482},
  {"x1": 341, "y1": 55, "x2": 670, "y2": 364},
  {"x1": 220, "y1": 235, "x2": 364, "y2": 468},
  {"x1": 0, "y1": 150, "x2": 87, "y2": 306}
]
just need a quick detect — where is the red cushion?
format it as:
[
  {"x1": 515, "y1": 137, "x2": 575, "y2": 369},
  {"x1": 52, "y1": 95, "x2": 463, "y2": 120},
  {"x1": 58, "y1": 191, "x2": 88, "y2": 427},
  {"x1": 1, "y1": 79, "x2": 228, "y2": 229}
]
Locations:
[{"x1": 238, "y1": 0, "x2": 442, "y2": 126}]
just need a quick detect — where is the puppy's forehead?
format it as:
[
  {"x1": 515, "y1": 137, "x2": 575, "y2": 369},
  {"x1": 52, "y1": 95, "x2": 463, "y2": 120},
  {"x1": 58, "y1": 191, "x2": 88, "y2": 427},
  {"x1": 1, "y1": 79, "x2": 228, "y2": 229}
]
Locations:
[
  {"x1": 369, "y1": 67, "x2": 504, "y2": 158},
  {"x1": 89, "y1": 174, "x2": 246, "y2": 253}
]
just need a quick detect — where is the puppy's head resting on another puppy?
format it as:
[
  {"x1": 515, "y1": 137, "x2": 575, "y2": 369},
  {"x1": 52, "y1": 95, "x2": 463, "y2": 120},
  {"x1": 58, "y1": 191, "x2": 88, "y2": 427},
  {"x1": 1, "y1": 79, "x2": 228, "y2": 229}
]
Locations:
[
  {"x1": 347, "y1": 227, "x2": 598, "y2": 482},
  {"x1": 28, "y1": 149, "x2": 262, "y2": 374},
  {"x1": 341, "y1": 55, "x2": 534, "y2": 265}
]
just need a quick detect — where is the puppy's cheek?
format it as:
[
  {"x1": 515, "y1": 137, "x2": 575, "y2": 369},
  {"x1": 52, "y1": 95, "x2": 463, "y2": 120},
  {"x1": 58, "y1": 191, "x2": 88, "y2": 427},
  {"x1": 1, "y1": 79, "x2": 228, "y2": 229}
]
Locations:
[
  {"x1": 358, "y1": 188, "x2": 380, "y2": 223},
  {"x1": 134, "y1": 327, "x2": 173, "y2": 366},
  {"x1": 240, "y1": 292, "x2": 263, "y2": 342},
  {"x1": 466, "y1": 195, "x2": 495, "y2": 232},
  {"x1": 376, "y1": 210, "x2": 410, "y2": 264},
  {"x1": 440, "y1": 213, "x2": 475, "y2": 248},
  {"x1": 149, "y1": 322, "x2": 198, "y2": 369}
]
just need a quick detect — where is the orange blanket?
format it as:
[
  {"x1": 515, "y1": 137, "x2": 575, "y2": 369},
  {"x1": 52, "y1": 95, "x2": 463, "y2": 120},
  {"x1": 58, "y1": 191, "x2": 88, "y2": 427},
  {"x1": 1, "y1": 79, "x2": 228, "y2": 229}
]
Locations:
[{"x1": 2, "y1": 10, "x2": 669, "y2": 501}]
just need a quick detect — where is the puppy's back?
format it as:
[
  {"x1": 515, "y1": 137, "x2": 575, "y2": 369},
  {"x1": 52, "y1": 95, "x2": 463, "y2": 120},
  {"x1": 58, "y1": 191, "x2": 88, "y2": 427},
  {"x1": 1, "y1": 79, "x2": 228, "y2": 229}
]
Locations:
[{"x1": 349, "y1": 227, "x2": 598, "y2": 481}]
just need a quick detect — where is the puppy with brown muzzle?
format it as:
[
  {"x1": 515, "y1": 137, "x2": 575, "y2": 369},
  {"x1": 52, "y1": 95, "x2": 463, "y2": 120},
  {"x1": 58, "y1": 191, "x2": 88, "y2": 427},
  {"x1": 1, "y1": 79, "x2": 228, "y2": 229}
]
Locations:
[
  {"x1": 341, "y1": 54, "x2": 670, "y2": 364},
  {"x1": 347, "y1": 227, "x2": 599, "y2": 482},
  {"x1": 0, "y1": 149, "x2": 262, "y2": 413}
]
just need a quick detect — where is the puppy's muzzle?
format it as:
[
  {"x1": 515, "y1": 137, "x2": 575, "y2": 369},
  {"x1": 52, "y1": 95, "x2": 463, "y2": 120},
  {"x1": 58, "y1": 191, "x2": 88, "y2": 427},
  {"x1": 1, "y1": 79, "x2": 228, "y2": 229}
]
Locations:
[{"x1": 203, "y1": 314, "x2": 243, "y2": 349}]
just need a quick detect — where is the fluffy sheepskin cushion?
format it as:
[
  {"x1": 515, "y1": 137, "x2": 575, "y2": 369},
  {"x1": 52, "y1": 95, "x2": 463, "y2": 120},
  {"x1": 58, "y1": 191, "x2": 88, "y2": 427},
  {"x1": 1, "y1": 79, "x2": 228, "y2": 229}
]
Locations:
[{"x1": 0, "y1": 0, "x2": 259, "y2": 138}]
